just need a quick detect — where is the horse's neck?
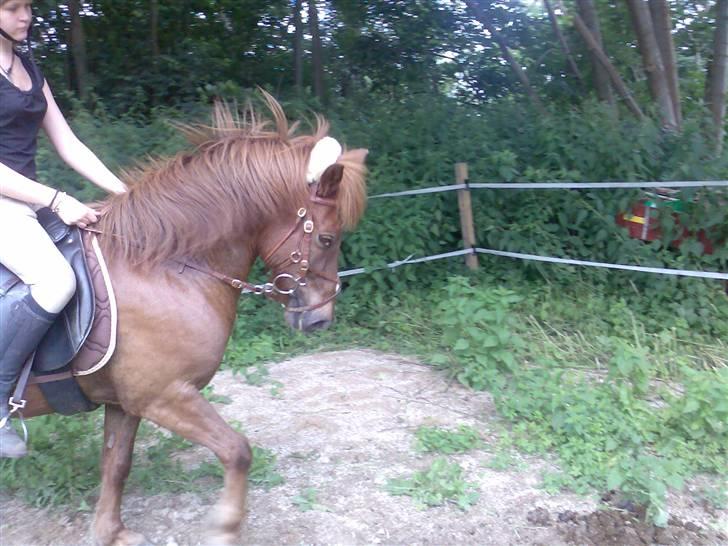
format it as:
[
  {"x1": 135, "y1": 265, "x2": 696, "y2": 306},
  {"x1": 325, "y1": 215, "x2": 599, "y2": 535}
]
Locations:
[{"x1": 209, "y1": 239, "x2": 256, "y2": 285}]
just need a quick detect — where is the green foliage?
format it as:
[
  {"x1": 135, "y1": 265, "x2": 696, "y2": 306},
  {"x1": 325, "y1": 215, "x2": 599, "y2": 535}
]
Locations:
[
  {"x1": 414, "y1": 425, "x2": 482, "y2": 454},
  {"x1": 662, "y1": 368, "x2": 728, "y2": 445},
  {"x1": 248, "y1": 446, "x2": 285, "y2": 490},
  {"x1": 186, "y1": 445, "x2": 283, "y2": 491},
  {"x1": 201, "y1": 385, "x2": 233, "y2": 405},
  {"x1": 426, "y1": 275, "x2": 727, "y2": 525},
  {"x1": 292, "y1": 487, "x2": 327, "y2": 512},
  {"x1": 0, "y1": 411, "x2": 284, "y2": 507},
  {"x1": 0, "y1": 413, "x2": 103, "y2": 508},
  {"x1": 386, "y1": 458, "x2": 479, "y2": 510},
  {"x1": 434, "y1": 276, "x2": 525, "y2": 390}
]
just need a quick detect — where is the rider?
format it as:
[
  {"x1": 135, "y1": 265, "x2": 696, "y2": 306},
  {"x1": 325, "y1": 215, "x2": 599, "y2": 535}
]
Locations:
[{"x1": 0, "y1": 0, "x2": 127, "y2": 458}]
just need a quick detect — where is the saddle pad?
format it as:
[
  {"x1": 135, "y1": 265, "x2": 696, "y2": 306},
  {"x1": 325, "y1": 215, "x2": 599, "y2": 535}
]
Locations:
[{"x1": 71, "y1": 231, "x2": 118, "y2": 376}]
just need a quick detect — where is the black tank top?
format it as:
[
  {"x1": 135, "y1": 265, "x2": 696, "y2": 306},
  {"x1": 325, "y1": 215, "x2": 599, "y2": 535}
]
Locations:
[{"x1": 0, "y1": 52, "x2": 47, "y2": 181}]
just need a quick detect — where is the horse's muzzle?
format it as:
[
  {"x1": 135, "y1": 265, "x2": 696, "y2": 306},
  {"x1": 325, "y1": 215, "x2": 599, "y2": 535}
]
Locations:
[{"x1": 284, "y1": 306, "x2": 333, "y2": 333}]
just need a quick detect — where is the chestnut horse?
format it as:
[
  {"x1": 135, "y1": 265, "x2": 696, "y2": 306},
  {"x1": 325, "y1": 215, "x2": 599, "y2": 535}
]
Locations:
[{"x1": 22, "y1": 95, "x2": 367, "y2": 546}]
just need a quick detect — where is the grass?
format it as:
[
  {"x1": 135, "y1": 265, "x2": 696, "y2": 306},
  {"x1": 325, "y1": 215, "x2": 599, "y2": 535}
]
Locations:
[
  {"x1": 2, "y1": 266, "x2": 726, "y2": 526},
  {"x1": 414, "y1": 425, "x2": 482, "y2": 454}
]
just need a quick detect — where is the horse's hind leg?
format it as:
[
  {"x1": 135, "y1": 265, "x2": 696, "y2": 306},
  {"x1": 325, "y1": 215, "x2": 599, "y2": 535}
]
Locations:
[
  {"x1": 142, "y1": 382, "x2": 252, "y2": 545},
  {"x1": 92, "y1": 404, "x2": 147, "y2": 546}
]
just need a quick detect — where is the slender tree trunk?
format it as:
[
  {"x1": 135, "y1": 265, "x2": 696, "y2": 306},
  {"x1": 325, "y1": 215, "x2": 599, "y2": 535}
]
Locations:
[
  {"x1": 575, "y1": 0, "x2": 614, "y2": 105},
  {"x1": 150, "y1": 0, "x2": 160, "y2": 59},
  {"x1": 705, "y1": 0, "x2": 728, "y2": 153},
  {"x1": 626, "y1": 0, "x2": 678, "y2": 128},
  {"x1": 648, "y1": 0, "x2": 682, "y2": 127},
  {"x1": 308, "y1": 0, "x2": 325, "y2": 102},
  {"x1": 543, "y1": 0, "x2": 582, "y2": 84},
  {"x1": 293, "y1": 0, "x2": 304, "y2": 93},
  {"x1": 464, "y1": 0, "x2": 545, "y2": 112},
  {"x1": 68, "y1": 0, "x2": 89, "y2": 101},
  {"x1": 571, "y1": 12, "x2": 645, "y2": 119}
]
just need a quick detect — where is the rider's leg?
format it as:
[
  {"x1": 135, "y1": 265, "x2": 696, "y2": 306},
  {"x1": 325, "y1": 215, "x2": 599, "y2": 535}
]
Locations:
[{"x1": 0, "y1": 201, "x2": 76, "y2": 458}]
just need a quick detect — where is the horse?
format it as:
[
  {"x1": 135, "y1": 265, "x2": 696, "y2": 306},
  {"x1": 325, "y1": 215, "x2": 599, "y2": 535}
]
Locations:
[{"x1": 18, "y1": 93, "x2": 368, "y2": 546}]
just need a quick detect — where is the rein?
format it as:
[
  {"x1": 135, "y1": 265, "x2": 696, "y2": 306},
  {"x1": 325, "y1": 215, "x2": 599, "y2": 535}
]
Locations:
[{"x1": 84, "y1": 188, "x2": 341, "y2": 314}]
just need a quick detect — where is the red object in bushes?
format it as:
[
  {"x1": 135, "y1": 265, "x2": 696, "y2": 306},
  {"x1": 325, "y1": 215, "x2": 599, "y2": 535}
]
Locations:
[{"x1": 616, "y1": 202, "x2": 716, "y2": 255}]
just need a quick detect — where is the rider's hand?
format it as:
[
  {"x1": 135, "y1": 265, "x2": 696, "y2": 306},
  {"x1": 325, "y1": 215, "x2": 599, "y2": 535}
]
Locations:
[{"x1": 55, "y1": 194, "x2": 99, "y2": 228}]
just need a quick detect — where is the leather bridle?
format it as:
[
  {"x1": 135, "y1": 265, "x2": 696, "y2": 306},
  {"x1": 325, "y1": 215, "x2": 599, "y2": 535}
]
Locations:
[{"x1": 178, "y1": 185, "x2": 341, "y2": 314}]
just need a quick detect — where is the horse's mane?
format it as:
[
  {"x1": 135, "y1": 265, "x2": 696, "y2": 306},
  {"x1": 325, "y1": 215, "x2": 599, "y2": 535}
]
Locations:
[{"x1": 98, "y1": 93, "x2": 367, "y2": 268}]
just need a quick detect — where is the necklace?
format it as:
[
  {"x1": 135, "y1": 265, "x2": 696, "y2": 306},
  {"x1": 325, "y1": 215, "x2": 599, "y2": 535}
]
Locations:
[{"x1": 0, "y1": 51, "x2": 15, "y2": 79}]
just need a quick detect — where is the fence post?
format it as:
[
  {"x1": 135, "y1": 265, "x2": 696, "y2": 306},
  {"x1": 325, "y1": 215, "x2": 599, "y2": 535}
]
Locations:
[{"x1": 455, "y1": 162, "x2": 479, "y2": 270}]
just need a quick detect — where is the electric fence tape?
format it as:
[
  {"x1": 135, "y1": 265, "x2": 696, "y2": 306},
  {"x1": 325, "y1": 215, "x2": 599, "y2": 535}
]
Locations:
[
  {"x1": 370, "y1": 180, "x2": 728, "y2": 198},
  {"x1": 339, "y1": 249, "x2": 728, "y2": 280},
  {"x1": 344, "y1": 179, "x2": 728, "y2": 280}
]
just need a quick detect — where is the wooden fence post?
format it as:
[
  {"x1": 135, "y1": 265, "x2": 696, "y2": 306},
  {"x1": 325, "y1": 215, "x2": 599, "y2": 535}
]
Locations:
[{"x1": 455, "y1": 162, "x2": 479, "y2": 270}]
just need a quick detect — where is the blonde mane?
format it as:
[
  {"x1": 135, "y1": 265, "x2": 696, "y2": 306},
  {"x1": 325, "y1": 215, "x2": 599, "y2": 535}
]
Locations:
[{"x1": 98, "y1": 94, "x2": 367, "y2": 267}]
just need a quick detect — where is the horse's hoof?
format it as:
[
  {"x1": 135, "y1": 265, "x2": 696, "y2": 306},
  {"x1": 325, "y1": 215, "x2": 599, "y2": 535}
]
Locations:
[
  {"x1": 111, "y1": 529, "x2": 154, "y2": 546},
  {"x1": 203, "y1": 531, "x2": 239, "y2": 546}
]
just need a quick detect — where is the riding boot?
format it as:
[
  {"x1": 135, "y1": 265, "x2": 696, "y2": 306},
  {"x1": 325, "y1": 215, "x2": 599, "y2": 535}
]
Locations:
[{"x1": 0, "y1": 293, "x2": 57, "y2": 458}]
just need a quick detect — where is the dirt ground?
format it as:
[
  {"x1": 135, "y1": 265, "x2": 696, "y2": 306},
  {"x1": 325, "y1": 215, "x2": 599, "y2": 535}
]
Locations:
[{"x1": 1, "y1": 349, "x2": 726, "y2": 546}]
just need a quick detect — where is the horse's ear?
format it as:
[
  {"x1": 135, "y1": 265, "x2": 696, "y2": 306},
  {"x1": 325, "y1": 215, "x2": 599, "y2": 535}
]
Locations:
[{"x1": 315, "y1": 163, "x2": 344, "y2": 199}]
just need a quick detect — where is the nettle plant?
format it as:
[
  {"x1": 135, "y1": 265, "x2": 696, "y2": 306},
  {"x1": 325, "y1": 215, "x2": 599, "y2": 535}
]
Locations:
[{"x1": 433, "y1": 276, "x2": 525, "y2": 390}]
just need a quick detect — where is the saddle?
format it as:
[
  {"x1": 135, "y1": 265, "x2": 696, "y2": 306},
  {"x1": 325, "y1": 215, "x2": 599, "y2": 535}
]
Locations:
[{"x1": 0, "y1": 208, "x2": 117, "y2": 415}]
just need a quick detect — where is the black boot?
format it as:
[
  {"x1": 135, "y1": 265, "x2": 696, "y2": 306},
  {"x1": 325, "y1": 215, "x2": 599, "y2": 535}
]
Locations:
[{"x1": 0, "y1": 292, "x2": 57, "y2": 458}]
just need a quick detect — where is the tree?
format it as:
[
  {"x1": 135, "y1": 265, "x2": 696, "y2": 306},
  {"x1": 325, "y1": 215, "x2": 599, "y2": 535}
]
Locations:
[
  {"x1": 575, "y1": 0, "x2": 614, "y2": 106},
  {"x1": 649, "y1": 0, "x2": 682, "y2": 126},
  {"x1": 569, "y1": 9, "x2": 644, "y2": 119},
  {"x1": 68, "y1": 0, "x2": 89, "y2": 101},
  {"x1": 705, "y1": 0, "x2": 728, "y2": 153},
  {"x1": 464, "y1": 0, "x2": 544, "y2": 111},
  {"x1": 150, "y1": 0, "x2": 160, "y2": 60},
  {"x1": 543, "y1": 0, "x2": 582, "y2": 85},
  {"x1": 308, "y1": 0, "x2": 325, "y2": 102},
  {"x1": 293, "y1": 0, "x2": 304, "y2": 93},
  {"x1": 626, "y1": 0, "x2": 678, "y2": 128}
]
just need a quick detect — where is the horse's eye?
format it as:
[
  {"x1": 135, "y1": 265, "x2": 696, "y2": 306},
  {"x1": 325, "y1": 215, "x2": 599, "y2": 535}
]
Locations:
[{"x1": 318, "y1": 234, "x2": 335, "y2": 248}]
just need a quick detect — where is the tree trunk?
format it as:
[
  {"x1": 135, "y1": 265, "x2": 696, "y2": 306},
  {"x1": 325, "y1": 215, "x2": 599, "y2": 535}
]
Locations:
[
  {"x1": 575, "y1": 0, "x2": 614, "y2": 105},
  {"x1": 705, "y1": 0, "x2": 728, "y2": 153},
  {"x1": 543, "y1": 0, "x2": 582, "y2": 84},
  {"x1": 571, "y1": 12, "x2": 645, "y2": 119},
  {"x1": 648, "y1": 0, "x2": 682, "y2": 127},
  {"x1": 68, "y1": 0, "x2": 89, "y2": 101},
  {"x1": 464, "y1": 0, "x2": 545, "y2": 112},
  {"x1": 293, "y1": 0, "x2": 304, "y2": 93},
  {"x1": 308, "y1": 0, "x2": 325, "y2": 103},
  {"x1": 625, "y1": 0, "x2": 678, "y2": 128},
  {"x1": 150, "y1": 0, "x2": 160, "y2": 60}
]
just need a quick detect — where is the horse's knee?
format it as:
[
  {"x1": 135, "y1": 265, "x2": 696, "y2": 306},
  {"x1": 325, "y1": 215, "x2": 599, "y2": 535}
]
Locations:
[{"x1": 223, "y1": 435, "x2": 252, "y2": 473}]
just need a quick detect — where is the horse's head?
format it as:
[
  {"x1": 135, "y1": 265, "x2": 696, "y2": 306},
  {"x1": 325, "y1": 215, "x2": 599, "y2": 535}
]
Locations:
[
  {"x1": 99, "y1": 95, "x2": 366, "y2": 334},
  {"x1": 259, "y1": 141, "x2": 367, "y2": 332}
]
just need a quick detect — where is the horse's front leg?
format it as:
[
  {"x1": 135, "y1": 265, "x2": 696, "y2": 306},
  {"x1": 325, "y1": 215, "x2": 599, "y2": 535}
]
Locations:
[
  {"x1": 93, "y1": 404, "x2": 147, "y2": 546},
  {"x1": 142, "y1": 381, "x2": 252, "y2": 545}
]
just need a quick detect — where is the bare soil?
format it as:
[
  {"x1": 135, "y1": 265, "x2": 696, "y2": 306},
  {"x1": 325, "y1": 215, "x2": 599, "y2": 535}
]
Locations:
[{"x1": 1, "y1": 350, "x2": 726, "y2": 545}]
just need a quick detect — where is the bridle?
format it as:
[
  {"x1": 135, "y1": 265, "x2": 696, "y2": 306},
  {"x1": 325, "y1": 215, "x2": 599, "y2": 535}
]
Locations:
[{"x1": 176, "y1": 184, "x2": 341, "y2": 314}]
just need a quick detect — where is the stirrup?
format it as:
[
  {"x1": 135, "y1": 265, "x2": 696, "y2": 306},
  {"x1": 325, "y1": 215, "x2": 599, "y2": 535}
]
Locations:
[{"x1": 0, "y1": 397, "x2": 29, "y2": 443}]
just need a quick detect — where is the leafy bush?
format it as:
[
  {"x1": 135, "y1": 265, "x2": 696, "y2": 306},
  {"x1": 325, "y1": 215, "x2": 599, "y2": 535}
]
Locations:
[{"x1": 386, "y1": 458, "x2": 479, "y2": 510}]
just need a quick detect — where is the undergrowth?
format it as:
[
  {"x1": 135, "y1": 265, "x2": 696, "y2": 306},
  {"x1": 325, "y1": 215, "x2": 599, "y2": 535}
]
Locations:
[{"x1": 2, "y1": 265, "x2": 725, "y2": 525}]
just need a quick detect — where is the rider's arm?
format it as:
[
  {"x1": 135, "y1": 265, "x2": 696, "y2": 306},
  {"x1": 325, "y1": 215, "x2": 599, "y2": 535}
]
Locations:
[
  {"x1": 0, "y1": 162, "x2": 98, "y2": 227},
  {"x1": 41, "y1": 81, "x2": 127, "y2": 195},
  {"x1": 0, "y1": 161, "x2": 57, "y2": 206}
]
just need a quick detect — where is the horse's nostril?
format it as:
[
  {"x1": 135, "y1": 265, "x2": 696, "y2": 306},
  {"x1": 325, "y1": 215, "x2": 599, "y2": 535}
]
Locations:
[{"x1": 304, "y1": 319, "x2": 331, "y2": 332}]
